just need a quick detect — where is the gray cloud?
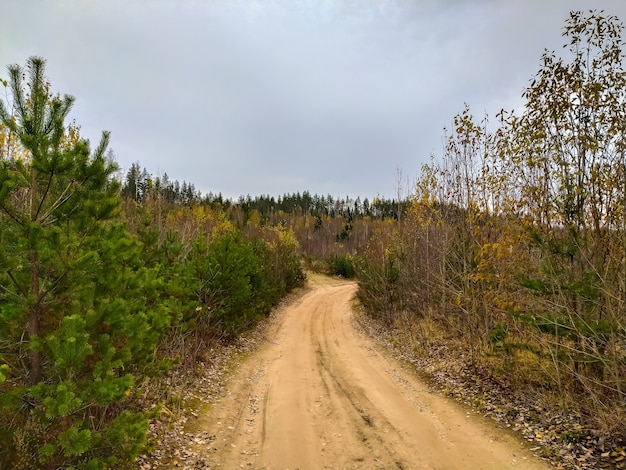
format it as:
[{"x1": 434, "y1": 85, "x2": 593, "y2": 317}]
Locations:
[{"x1": 2, "y1": 0, "x2": 626, "y2": 199}]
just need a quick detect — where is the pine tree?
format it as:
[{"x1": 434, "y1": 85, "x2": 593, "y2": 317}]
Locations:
[{"x1": 0, "y1": 57, "x2": 170, "y2": 468}]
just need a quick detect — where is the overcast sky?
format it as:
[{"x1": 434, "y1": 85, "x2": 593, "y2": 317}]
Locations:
[{"x1": 2, "y1": 1, "x2": 626, "y2": 200}]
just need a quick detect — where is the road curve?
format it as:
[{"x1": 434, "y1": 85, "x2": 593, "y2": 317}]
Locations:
[{"x1": 190, "y1": 274, "x2": 551, "y2": 470}]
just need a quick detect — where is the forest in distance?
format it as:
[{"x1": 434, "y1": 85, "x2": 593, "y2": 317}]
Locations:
[
  {"x1": 1, "y1": 9, "x2": 626, "y2": 470},
  {"x1": 121, "y1": 161, "x2": 407, "y2": 220}
]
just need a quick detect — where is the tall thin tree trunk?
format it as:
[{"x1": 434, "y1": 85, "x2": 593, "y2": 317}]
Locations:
[
  {"x1": 28, "y1": 167, "x2": 42, "y2": 385},
  {"x1": 27, "y1": 251, "x2": 42, "y2": 385}
]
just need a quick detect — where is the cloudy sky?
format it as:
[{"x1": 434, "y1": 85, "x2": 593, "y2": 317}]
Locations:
[{"x1": 2, "y1": 1, "x2": 626, "y2": 200}]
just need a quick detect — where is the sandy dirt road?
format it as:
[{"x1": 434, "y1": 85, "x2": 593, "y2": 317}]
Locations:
[{"x1": 190, "y1": 274, "x2": 551, "y2": 470}]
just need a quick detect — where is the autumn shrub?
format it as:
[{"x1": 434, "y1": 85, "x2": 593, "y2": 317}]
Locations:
[
  {"x1": 357, "y1": 10, "x2": 626, "y2": 438},
  {"x1": 355, "y1": 254, "x2": 402, "y2": 326},
  {"x1": 188, "y1": 227, "x2": 305, "y2": 338},
  {"x1": 261, "y1": 227, "x2": 307, "y2": 293},
  {"x1": 188, "y1": 232, "x2": 260, "y2": 337},
  {"x1": 327, "y1": 253, "x2": 356, "y2": 278}
]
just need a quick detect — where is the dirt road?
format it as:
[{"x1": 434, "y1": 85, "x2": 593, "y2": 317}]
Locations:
[{"x1": 190, "y1": 275, "x2": 551, "y2": 469}]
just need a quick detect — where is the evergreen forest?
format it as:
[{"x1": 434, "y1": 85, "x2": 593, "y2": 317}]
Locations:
[{"x1": 1, "y1": 10, "x2": 625, "y2": 469}]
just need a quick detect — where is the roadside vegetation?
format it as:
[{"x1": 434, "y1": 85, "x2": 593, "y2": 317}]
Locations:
[
  {"x1": 356, "y1": 11, "x2": 626, "y2": 469},
  {"x1": 1, "y1": 9, "x2": 625, "y2": 470},
  {"x1": 0, "y1": 59, "x2": 304, "y2": 469}
]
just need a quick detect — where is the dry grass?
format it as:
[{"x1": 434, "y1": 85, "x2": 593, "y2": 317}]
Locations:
[{"x1": 354, "y1": 307, "x2": 625, "y2": 470}]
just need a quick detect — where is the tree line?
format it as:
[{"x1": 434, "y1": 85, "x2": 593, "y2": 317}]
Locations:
[{"x1": 120, "y1": 162, "x2": 408, "y2": 221}]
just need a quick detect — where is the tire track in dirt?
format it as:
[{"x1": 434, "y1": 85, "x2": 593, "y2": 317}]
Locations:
[{"x1": 188, "y1": 274, "x2": 552, "y2": 469}]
